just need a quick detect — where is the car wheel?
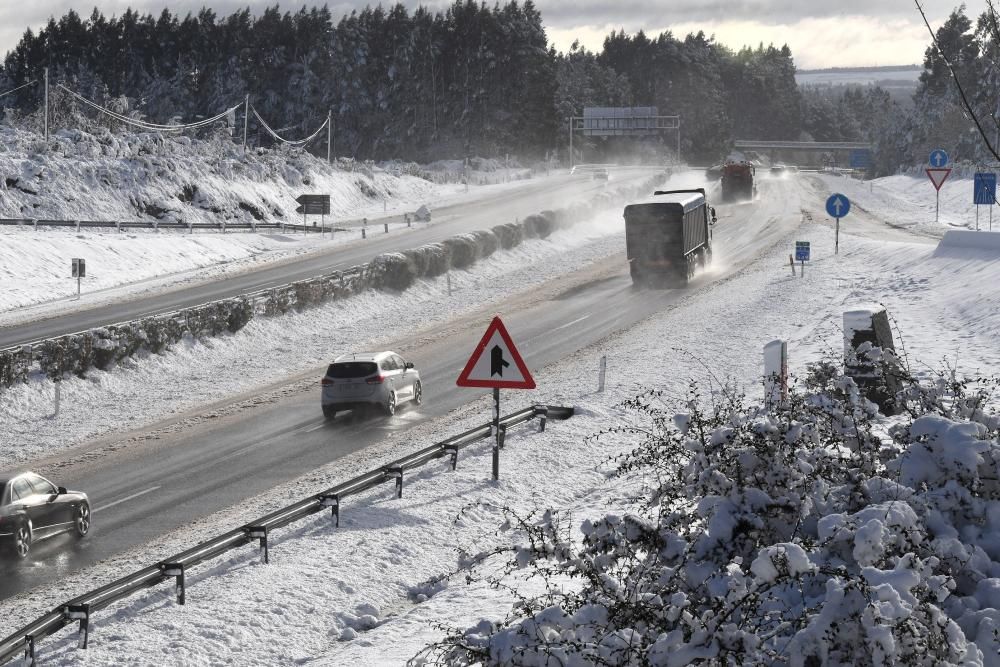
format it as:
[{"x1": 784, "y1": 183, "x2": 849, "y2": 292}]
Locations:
[
  {"x1": 322, "y1": 405, "x2": 337, "y2": 420},
  {"x1": 12, "y1": 523, "x2": 30, "y2": 559},
  {"x1": 413, "y1": 381, "x2": 423, "y2": 406},
  {"x1": 74, "y1": 503, "x2": 91, "y2": 538},
  {"x1": 384, "y1": 391, "x2": 397, "y2": 416}
]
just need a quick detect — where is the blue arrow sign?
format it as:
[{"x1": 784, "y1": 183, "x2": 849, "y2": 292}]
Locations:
[
  {"x1": 930, "y1": 149, "x2": 949, "y2": 168},
  {"x1": 825, "y1": 193, "x2": 851, "y2": 218},
  {"x1": 974, "y1": 173, "x2": 997, "y2": 205}
]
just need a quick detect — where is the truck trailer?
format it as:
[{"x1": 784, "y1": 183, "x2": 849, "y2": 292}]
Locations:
[
  {"x1": 720, "y1": 161, "x2": 755, "y2": 202},
  {"x1": 623, "y1": 188, "x2": 716, "y2": 287}
]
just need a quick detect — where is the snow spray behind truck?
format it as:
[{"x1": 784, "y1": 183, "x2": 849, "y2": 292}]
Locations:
[{"x1": 623, "y1": 188, "x2": 716, "y2": 287}]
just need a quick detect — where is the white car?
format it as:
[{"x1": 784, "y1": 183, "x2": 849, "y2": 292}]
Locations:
[{"x1": 320, "y1": 351, "x2": 422, "y2": 419}]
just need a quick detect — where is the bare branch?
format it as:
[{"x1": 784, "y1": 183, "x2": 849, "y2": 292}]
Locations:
[{"x1": 914, "y1": 0, "x2": 1000, "y2": 161}]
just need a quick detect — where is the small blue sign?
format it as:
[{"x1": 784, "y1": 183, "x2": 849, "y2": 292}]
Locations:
[
  {"x1": 795, "y1": 241, "x2": 810, "y2": 262},
  {"x1": 930, "y1": 149, "x2": 949, "y2": 168},
  {"x1": 974, "y1": 173, "x2": 997, "y2": 205},
  {"x1": 825, "y1": 193, "x2": 851, "y2": 219},
  {"x1": 850, "y1": 150, "x2": 872, "y2": 169}
]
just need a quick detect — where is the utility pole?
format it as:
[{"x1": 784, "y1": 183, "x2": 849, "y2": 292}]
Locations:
[
  {"x1": 242, "y1": 94, "x2": 249, "y2": 153},
  {"x1": 43, "y1": 67, "x2": 49, "y2": 142},
  {"x1": 327, "y1": 109, "x2": 332, "y2": 163},
  {"x1": 568, "y1": 117, "x2": 574, "y2": 170}
]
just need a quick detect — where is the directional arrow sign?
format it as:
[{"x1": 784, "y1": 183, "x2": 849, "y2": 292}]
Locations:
[
  {"x1": 295, "y1": 194, "x2": 331, "y2": 215},
  {"x1": 926, "y1": 168, "x2": 951, "y2": 191},
  {"x1": 929, "y1": 149, "x2": 949, "y2": 168},
  {"x1": 457, "y1": 316, "x2": 535, "y2": 389},
  {"x1": 825, "y1": 193, "x2": 850, "y2": 218},
  {"x1": 974, "y1": 173, "x2": 997, "y2": 205}
]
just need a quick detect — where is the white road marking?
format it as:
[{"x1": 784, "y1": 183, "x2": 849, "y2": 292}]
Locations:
[
  {"x1": 526, "y1": 314, "x2": 591, "y2": 343},
  {"x1": 303, "y1": 421, "x2": 327, "y2": 433},
  {"x1": 93, "y1": 486, "x2": 161, "y2": 514}
]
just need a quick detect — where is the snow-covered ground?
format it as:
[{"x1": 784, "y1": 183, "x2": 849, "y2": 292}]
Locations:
[
  {"x1": 813, "y1": 170, "x2": 999, "y2": 235},
  {"x1": 7, "y1": 173, "x2": 1000, "y2": 663}
]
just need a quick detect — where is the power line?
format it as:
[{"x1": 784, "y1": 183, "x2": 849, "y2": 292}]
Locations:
[
  {"x1": 0, "y1": 80, "x2": 38, "y2": 100},
  {"x1": 57, "y1": 84, "x2": 240, "y2": 132},
  {"x1": 251, "y1": 105, "x2": 329, "y2": 147}
]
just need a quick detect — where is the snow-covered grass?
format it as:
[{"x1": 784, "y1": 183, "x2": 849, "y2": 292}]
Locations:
[{"x1": 9, "y1": 181, "x2": 1000, "y2": 663}]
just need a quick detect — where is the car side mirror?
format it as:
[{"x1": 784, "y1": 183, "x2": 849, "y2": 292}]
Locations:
[
  {"x1": 405, "y1": 362, "x2": 414, "y2": 369},
  {"x1": 57, "y1": 487, "x2": 67, "y2": 494}
]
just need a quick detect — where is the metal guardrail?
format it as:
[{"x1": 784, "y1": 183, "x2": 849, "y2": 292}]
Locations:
[
  {"x1": 0, "y1": 214, "x2": 414, "y2": 234},
  {"x1": 0, "y1": 404, "x2": 572, "y2": 664}
]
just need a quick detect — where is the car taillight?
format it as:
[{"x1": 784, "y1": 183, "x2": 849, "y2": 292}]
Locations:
[
  {"x1": 366, "y1": 375, "x2": 385, "y2": 384},
  {"x1": 321, "y1": 377, "x2": 334, "y2": 386}
]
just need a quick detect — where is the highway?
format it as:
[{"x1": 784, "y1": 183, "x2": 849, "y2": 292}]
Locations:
[
  {"x1": 0, "y1": 170, "x2": 656, "y2": 349},
  {"x1": 0, "y1": 175, "x2": 805, "y2": 601}
]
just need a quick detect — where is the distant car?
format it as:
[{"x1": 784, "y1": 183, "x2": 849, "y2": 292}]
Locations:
[
  {"x1": 321, "y1": 351, "x2": 422, "y2": 419},
  {"x1": 0, "y1": 471, "x2": 90, "y2": 559},
  {"x1": 593, "y1": 168, "x2": 610, "y2": 181},
  {"x1": 771, "y1": 164, "x2": 786, "y2": 175}
]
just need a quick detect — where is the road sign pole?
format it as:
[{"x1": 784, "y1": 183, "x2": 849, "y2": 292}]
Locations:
[
  {"x1": 77, "y1": 275, "x2": 81, "y2": 299},
  {"x1": 976, "y1": 205, "x2": 980, "y2": 231},
  {"x1": 492, "y1": 388, "x2": 500, "y2": 481},
  {"x1": 936, "y1": 190, "x2": 940, "y2": 223},
  {"x1": 835, "y1": 217, "x2": 840, "y2": 255}
]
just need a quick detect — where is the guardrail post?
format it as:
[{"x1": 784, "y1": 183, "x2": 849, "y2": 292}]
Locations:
[
  {"x1": 65, "y1": 604, "x2": 90, "y2": 649},
  {"x1": 538, "y1": 407, "x2": 549, "y2": 432},
  {"x1": 319, "y1": 494, "x2": 340, "y2": 526},
  {"x1": 497, "y1": 424, "x2": 507, "y2": 449},
  {"x1": 24, "y1": 635, "x2": 35, "y2": 665},
  {"x1": 160, "y1": 563, "x2": 186, "y2": 605},
  {"x1": 444, "y1": 444, "x2": 460, "y2": 470},
  {"x1": 247, "y1": 526, "x2": 269, "y2": 564},
  {"x1": 388, "y1": 466, "x2": 404, "y2": 498},
  {"x1": 115, "y1": 221, "x2": 120, "y2": 233},
  {"x1": 384, "y1": 222, "x2": 389, "y2": 234},
  {"x1": 362, "y1": 227, "x2": 366, "y2": 239},
  {"x1": 32, "y1": 218, "x2": 37, "y2": 231},
  {"x1": 75, "y1": 220, "x2": 80, "y2": 232}
]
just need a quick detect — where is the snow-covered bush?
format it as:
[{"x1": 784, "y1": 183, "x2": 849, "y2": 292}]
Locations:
[{"x1": 417, "y1": 358, "x2": 1000, "y2": 666}]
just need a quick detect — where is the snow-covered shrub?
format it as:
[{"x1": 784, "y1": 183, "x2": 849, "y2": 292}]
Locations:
[
  {"x1": 405, "y1": 244, "x2": 451, "y2": 278},
  {"x1": 418, "y1": 360, "x2": 1000, "y2": 666},
  {"x1": 521, "y1": 213, "x2": 552, "y2": 239},
  {"x1": 492, "y1": 222, "x2": 524, "y2": 250},
  {"x1": 443, "y1": 235, "x2": 479, "y2": 269},
  {"x1": 370, "y1": 252, "x2": 417, "y2": 291}
]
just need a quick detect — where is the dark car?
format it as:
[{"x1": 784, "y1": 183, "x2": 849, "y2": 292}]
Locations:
[{"x1": 0, "y1": 472, "x2": 90, "y2": 559}]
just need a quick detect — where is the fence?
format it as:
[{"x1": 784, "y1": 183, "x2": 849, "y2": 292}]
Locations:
[{"x1": 0, "y1": 404, "x2": 573, "y2": 665}]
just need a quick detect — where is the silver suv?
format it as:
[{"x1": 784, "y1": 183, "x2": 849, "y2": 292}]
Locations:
[{"x1": 321, "y1": 351, "x2": 422, "y2": 419}]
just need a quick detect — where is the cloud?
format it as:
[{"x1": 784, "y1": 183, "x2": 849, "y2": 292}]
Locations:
[{"x1": 548, "y1": 15, "x2": 935, "y2": 69}]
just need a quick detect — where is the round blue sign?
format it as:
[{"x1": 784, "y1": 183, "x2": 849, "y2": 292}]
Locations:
[
  {"x1": 929, "y1": 149, "x2": 949, "y2": 168},
  {"x1": 825, "y1": 193, "x2": 850, "y2": 218}
]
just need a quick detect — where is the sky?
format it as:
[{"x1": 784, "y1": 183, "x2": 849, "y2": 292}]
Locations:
[{"x1": 0, "y1": 1, "x2": 965, "y2": 70}]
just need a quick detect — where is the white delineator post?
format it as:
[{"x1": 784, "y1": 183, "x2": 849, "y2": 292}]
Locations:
[
  {"x1": 598, "y1": 355, "x2": 607, "y2": 392},
  {"x1": 763, "y1": 340, "x2": 788, "y2": 407}
]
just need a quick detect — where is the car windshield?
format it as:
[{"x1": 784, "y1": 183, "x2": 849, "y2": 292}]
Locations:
[{"x1": 327, "y1": 362, "x2": 378, "y2": 379}]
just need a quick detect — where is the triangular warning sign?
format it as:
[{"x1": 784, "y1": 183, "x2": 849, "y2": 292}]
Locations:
[
  {"x1": 456, "y1": 316, "x2": 535, "y2": 389},
  {"x1": 926, "y1": 167, "x2": 951, "y2": 191}
]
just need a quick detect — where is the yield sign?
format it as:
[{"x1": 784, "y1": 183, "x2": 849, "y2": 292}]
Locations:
[
  {"x1": 926, "y1": 168, "x2": 952, "y2": 191},
  {"x1": 456, "y1": 316, "x2": 535, "y2": 389}
]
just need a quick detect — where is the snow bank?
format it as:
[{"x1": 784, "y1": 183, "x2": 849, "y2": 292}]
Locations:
[{"x1": 936, "y1": 229, "x2": 1000, "y2": 253}]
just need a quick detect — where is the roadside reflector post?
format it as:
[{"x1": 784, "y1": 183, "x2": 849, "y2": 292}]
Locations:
[
  {"x1": 24, "y1": 635, "x2": 35, "y2": 665},
  {"x1": 763, "y1": 340, "x2": 788, "y2": 408},
  {"x1": 160, "y1": 563, "x2": 185, "y2": 605},
  {"x1": 53, "y1": 377, "x2": 60, "y2": 417},
  {"x1": 497, "y1": 423, "x2": 507, "y2": 449},
  {"x1": 598, "y1": 355, "x2": 607, "y2": 392},
  {"x1": 361, "y1": 227, "x2": 366, "y2": 239},
  {"x1": 384, "y1": 222, "x2": 389, "y2": 234},
  {"x1": 444, "y1": 443, "x2": 460, "y2": 470},
  {"x1": 447, "y1": 271, "x2": 452, "y2": 296},
  {"x1": 538, "y1": 406, "x2": 548, "y2": 432},
  {"x1": 789, "y1": 254, "x2": 796, "y2": 276}
]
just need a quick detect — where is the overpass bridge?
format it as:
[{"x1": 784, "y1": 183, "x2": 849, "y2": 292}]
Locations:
[{"x1": 734, "y1": 140, "x2": 873, "y2": 170}]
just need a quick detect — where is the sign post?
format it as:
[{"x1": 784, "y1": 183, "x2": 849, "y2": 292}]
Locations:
[
  {"x1": 456, "y1": 316, "x2": 536, "y2": 480},
  {"x1": 794, "y1": 241, "x2": 810, "y2": 276},
  {"x1": 974, "y1": 173, "x2": 997, "y2": 231},
  {"x1": 926, "y1": 151, "x2": 951, "y2": 223},
  {"x1": 295, "y1": 194, "x2": 331, "y2": 233},
  {"x1": 825, "y1": 193, "x2": 850, "y2": 254}
]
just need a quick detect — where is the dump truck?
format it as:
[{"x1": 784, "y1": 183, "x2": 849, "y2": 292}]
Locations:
[
  {"x1": 623, "y1": 188, "x2": 716, "y2": 287},
  {"x1": 720, "y1": 161, "x2": 755, "y2": 201}
]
